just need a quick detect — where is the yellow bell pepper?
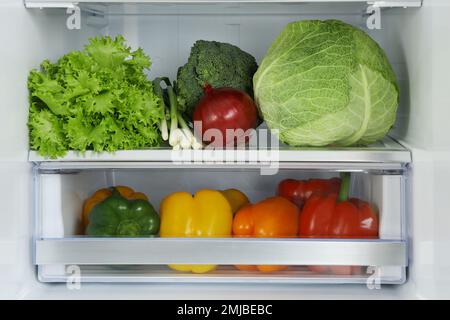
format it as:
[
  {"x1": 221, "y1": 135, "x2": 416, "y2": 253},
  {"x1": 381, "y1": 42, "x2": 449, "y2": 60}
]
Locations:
[
  {"x1": 220, "y1": 188, "x2": 250, "y2": 214},
  {"x1": 160, "y1": 189, "x2": 233, "y2": 273}
]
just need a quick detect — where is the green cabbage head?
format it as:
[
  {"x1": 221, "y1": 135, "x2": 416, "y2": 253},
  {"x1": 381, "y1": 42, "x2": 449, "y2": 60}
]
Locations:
[{"x1": 253, "y1": 20, "x2": 399, "y2": 146}]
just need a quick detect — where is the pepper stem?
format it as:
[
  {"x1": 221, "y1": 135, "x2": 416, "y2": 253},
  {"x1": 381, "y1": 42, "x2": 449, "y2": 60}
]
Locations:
[
  {"x1": 338, "y1": 172, "x2": 351, "y2": 202},
  {"x1": 110, "y1": 187, "x2": 122, "y2": 198}
]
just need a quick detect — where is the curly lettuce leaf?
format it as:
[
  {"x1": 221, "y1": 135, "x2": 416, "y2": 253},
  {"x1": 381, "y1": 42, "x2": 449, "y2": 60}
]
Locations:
[
  {"x1": 28, "y1": 105, "x2": 67, "y2": 158},
  {"x1": 28, "y1": 35, "x2": 162, "y2": 158}
]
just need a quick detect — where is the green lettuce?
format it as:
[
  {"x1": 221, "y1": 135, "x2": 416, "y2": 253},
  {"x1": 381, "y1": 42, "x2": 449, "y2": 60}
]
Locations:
[
  {"x1": 28, "y1": 35, "x2": 162, "y2": 158},
  {"x1": 253, "y1": 20, "x2": 399, "y2": 146}
]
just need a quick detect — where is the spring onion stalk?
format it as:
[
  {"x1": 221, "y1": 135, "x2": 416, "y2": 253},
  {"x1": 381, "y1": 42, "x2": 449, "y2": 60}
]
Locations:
[
  {"x1": 160, "y1": 117, "x2": 169, "y2": 141},
  {"x1": 190, "y1": 128, "x2": 203, "y2": 149},
  {"x1": 160, "y1": 111, "x2": 169, "y2": 141},
  {"x1": 177, "y1": 111, "x2": 199, "y2": 149},
  {"x1": 170, "y1": 129, "x2": 182, "y2": 149},
  {"x1": 167, "y1": 86, "x2": 179, "y2": 147},
  {"x1": 156, "y1": 78, "x2": 201, "y2": 150},
  {"x1": 171, "y1": 127, "x2": 189, "y2": 149},
  {"x1": 191, "y1": 138, "x2": 203, "y2": 150},
  {"x1": 178, "y1": 112, "x2": 203, "y2": 149},
  {"x1": 152, "y1": 78, "x2": 170, "y2": 141},
  {"x1": 179, "y1": 131, "x2": 192, "y2": 149}
]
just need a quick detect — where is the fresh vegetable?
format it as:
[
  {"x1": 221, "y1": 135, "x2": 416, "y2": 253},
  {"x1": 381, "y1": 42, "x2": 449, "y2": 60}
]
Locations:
[
  {"x1": 82, "y1": 186, "x2": 148, "y2": 228},
  {"x1": 85, "y1": 188, "x2": 159, "y2": 237},
  {"x1": 299, "y1": 173, "x2": 379, "y2": 275},
  {"x1": 253, "y1": 20, "x2": 399, "y2": 147},
  {"x1": 221, "y1": 188, "x2": 250, "y2": 214},
  {"x1": 28, "y1": 35, "x2": 163, "y2": 158},
  {"x1": 193, "y1": 85, "x2": 258, "y2": 147},
  {"x1": 160, "y1": 189, "x2": 233, "y2": 273},
  {"x1": 152, "y1": 77, "x2": 171, "y2": 141},
  {"x1": 277, "y1": 178, "x2": 341, "y2": 208},
  {"x1": 153, "y1": 78, "x2": 202, "y2": 150},
  {"x1": 178, "y1": 111, "x2": 203, "y2": 150},
  {"x1": 168, "y1": 85, "x2": 180, "y2": 147},
  {"x1": 232, "y1": 196, "x2": 299, "y2": 272},
  {"x1": 176, "y1": 40, "x2": 258, "y2": 117}
]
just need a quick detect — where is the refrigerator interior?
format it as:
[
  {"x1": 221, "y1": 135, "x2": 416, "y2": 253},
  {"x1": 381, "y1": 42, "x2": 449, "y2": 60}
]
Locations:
[{"x1": 1, "y1": 0, "x2": 450, "y2": 299}]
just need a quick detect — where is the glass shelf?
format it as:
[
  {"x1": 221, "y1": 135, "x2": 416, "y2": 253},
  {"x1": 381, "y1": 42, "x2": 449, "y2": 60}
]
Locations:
[{"x1": 29, "y1": 136, "x2": 411, "y2": 168}]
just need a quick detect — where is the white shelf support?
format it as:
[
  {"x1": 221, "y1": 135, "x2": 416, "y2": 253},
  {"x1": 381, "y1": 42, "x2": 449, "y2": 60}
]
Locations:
[
  {"x1": 24, "y1": 1, "x2": 107, "y2": 30},
  {"x1": 366, "y1": 4, "x2": 382, "y2": 30},
  {"x1": 66, "y1": 5, "x2": 81, "y2": 30}
]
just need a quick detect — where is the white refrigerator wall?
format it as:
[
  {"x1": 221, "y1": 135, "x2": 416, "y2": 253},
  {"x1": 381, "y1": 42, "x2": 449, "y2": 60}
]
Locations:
[
  {"x1": 0, "y1": 0, "x2": 99, "y2": 298},
  {"x1": 384, "y1": 0, "x2": 450, "y2": 299},
  {"x1": 0, "y1": 0, "x2": 449, "y2": 299}
]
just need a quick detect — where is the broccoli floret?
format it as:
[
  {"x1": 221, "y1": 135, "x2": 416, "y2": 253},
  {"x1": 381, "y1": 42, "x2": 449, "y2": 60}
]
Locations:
[{"x1": 176, "y1": 40, "x2": 258, "y2": 117}]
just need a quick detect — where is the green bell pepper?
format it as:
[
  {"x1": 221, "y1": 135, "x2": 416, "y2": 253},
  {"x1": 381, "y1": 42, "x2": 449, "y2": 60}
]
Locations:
[{"x1": 86, "y1": 189, "x2": 160, "y2": 237}]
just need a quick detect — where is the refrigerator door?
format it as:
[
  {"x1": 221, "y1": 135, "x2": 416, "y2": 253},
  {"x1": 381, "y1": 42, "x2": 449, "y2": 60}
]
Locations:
[{"x1": 1, "y1": 0, "x2": 450, "y2": 299}]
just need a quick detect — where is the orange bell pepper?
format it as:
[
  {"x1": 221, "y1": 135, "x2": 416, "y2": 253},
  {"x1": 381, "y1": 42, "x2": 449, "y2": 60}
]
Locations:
[
  {"x1": 82, "y1": 186, "x2": 148, "y2": 227},
  {"x1": 232, "y1": 196, "x2": 299, "y2": 272}
]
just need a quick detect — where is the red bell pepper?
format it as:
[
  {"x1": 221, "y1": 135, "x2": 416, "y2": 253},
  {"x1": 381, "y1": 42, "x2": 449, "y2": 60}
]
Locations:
[
  {"x1": 299, "y1": 173, "x2": 379, "y2": 275},
  {"x1": 277, "y1": 177, "x2": 341, "y2": 208}
]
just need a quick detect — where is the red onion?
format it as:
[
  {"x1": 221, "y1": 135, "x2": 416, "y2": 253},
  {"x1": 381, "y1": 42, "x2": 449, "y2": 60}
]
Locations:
[{"x1": 193, "y1": 85, "x2": 258, "y2": 148}]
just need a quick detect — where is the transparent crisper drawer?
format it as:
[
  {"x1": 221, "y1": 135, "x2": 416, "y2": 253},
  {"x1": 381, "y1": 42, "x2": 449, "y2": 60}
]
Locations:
[{"x1": 33, "y1": 159, "x2": 408, "y2": 284}]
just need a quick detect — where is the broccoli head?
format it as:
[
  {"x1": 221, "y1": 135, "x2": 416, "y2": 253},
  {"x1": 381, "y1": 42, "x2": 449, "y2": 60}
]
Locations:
[{"x1": 176, "y1": 40, "x2": 258, "y2": 117}]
